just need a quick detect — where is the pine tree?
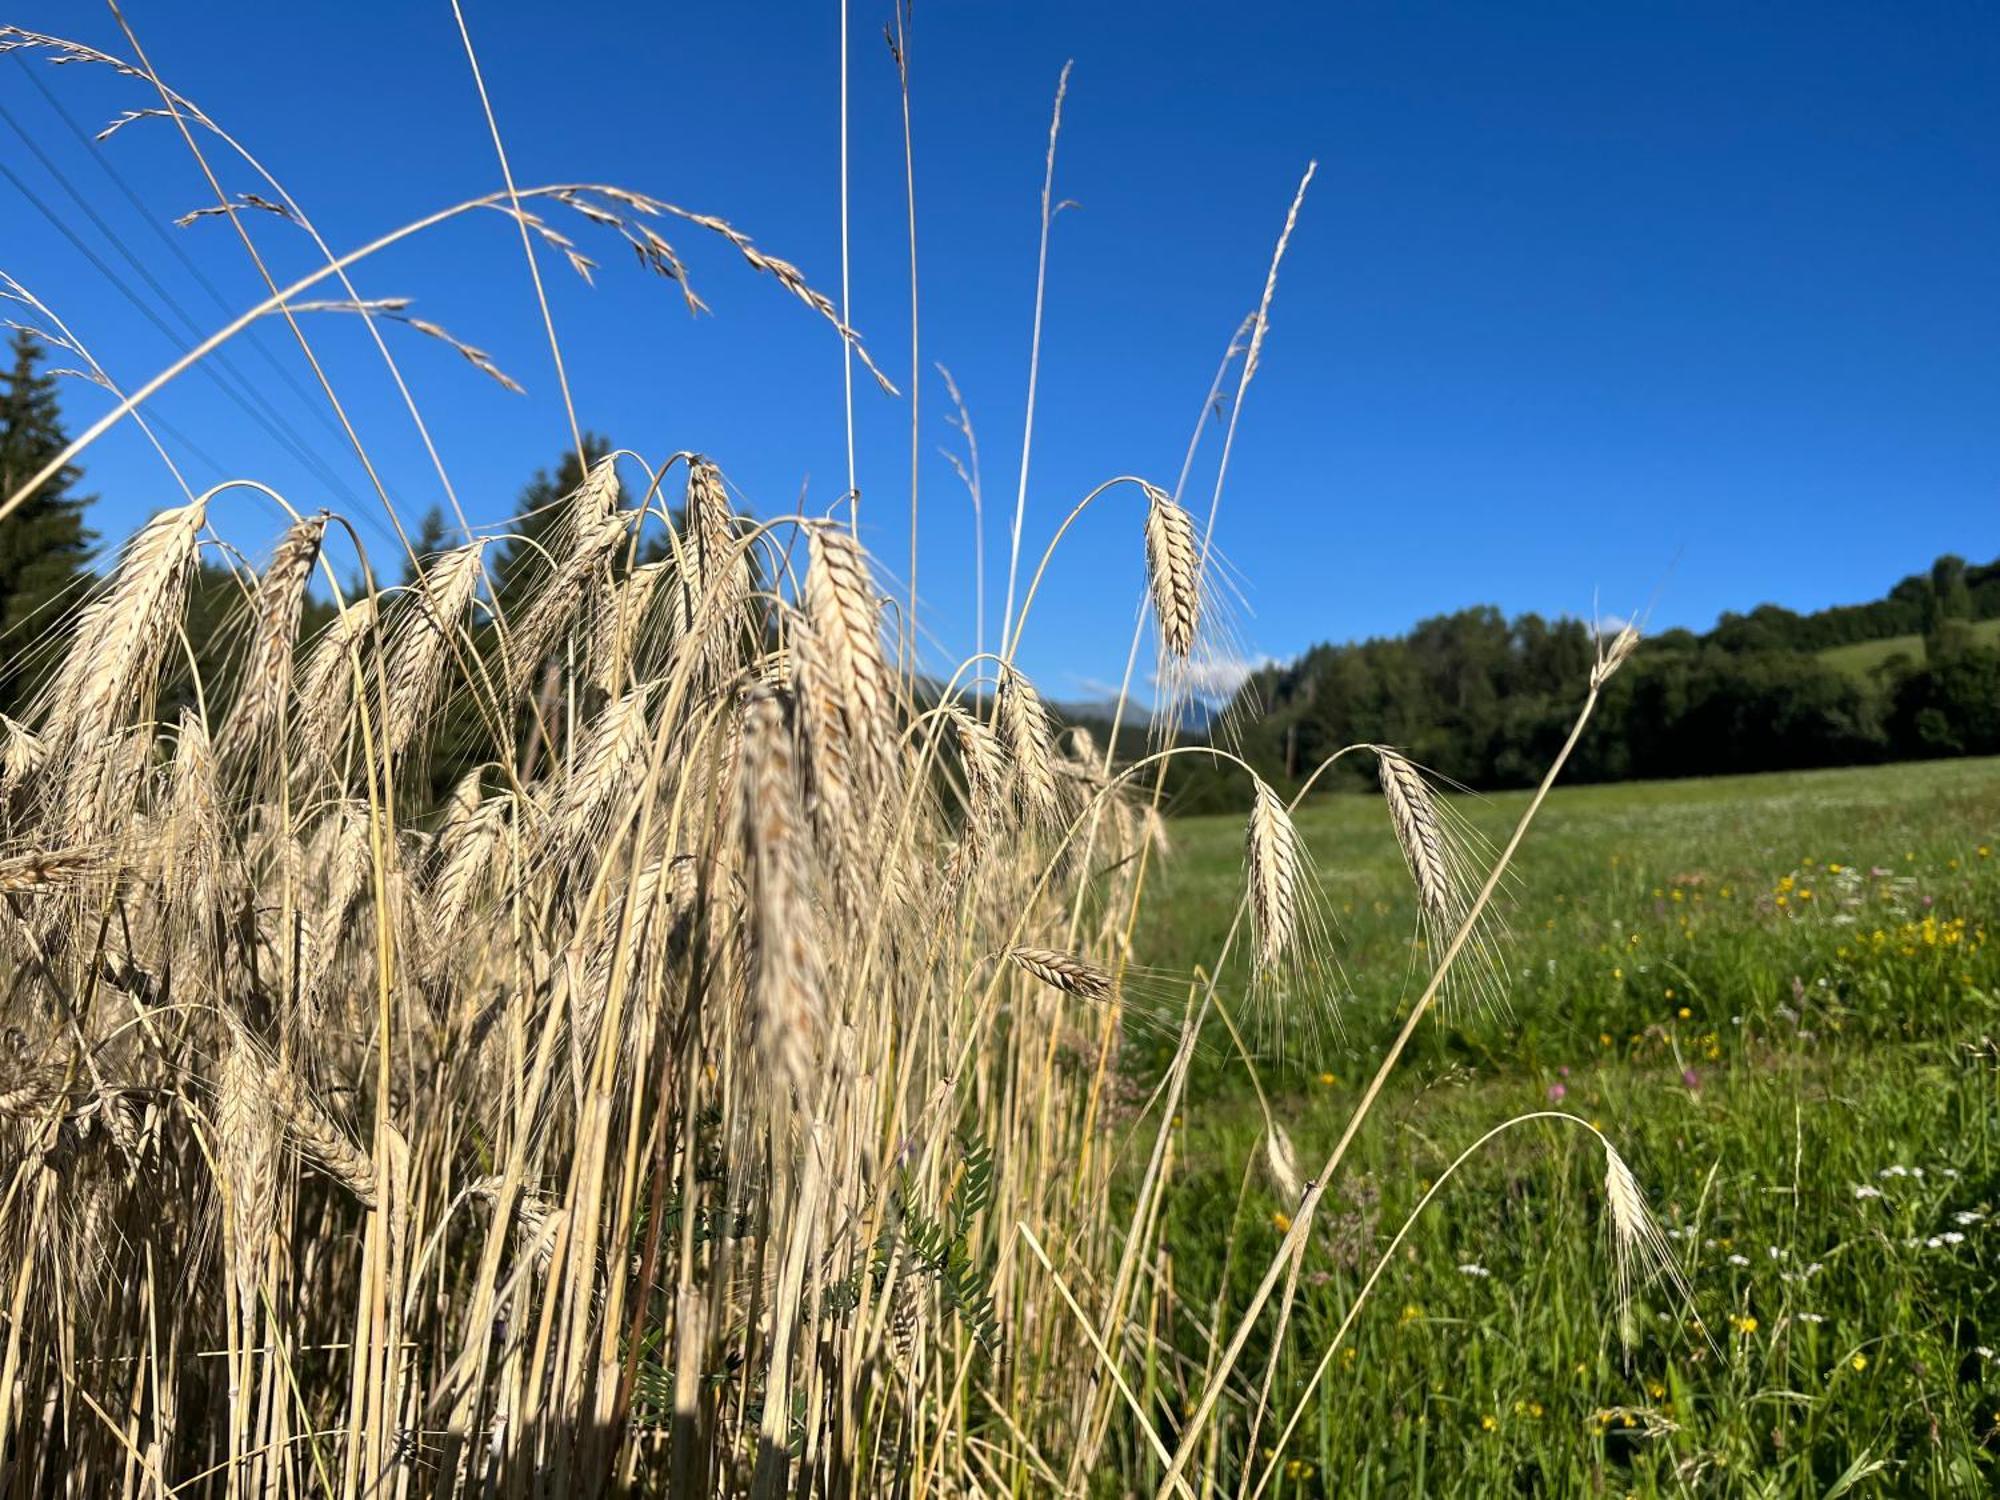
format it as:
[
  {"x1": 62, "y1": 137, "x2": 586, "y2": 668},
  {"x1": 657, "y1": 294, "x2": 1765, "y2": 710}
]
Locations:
[
  {"x1": 0, "y1": 329, "x2": 96, "y2": 711},
  {"x1": 1924, "y1": 554, "x2": 1974, "y2": 664}
]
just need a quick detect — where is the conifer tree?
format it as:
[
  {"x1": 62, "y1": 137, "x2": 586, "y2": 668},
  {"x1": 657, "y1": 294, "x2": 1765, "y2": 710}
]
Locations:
[{"x1": 0, "y1": 328, "x2": 96, "y2": 710}]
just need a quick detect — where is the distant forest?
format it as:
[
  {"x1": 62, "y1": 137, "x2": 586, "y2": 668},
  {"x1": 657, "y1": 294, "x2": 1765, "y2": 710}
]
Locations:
[{"x1": 1159, "y1": 554, "x2": 2000, "y2": 812}]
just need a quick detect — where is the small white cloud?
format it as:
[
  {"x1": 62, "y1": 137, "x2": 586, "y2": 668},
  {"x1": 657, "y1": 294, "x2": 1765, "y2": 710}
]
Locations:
[{"x1": 1162, "y1": 651, "x2": 1276, "y2": 703}]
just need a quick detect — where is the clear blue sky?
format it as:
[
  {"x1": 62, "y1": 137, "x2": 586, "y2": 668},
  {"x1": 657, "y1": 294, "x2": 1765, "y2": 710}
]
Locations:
[{"x1": 5, "y1": 2, "x2": 1997, "y2": 701}]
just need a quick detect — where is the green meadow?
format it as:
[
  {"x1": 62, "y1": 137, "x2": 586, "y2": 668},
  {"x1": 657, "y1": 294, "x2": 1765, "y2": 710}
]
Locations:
[
  {"x1": 1120, "y1": 757, "x2": 2000, "y2": 1495},
  {"x1": 1818, "y1": 619, "x2": 2000, "y2": 677}
]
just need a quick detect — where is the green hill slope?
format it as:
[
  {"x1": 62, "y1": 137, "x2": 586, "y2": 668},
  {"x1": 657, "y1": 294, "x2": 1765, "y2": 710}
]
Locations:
[{"x1": 1818, "y1": 617, "x2": 2000, "y2": 675}]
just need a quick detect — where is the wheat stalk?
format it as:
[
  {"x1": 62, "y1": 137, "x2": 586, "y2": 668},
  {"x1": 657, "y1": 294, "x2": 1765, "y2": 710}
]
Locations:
[
  {"x1": 1142, "y1": 483, "x2": 1200, "y2": 657},
  {"x1": 999, "y1": 666, "x2": 1060, "y2": 827},
  {"x1": 44, "y1": 499, "x2": 205, "y2": 752},
  {"x1": 221, "y1": 511, "x2": 328, "y2": 762},
  {"x1": 383, "y1": 541, "x2": 484, "y2": 758},
  {"x1": 737, "y1": 690, "x2": 822, "y2": 1095},
  {"x1": 1375, "y1": 748, "x2": 1450, "y2": 923},
  {"x1": 1246, "y1": 780, "x2": 1300, "y2": 973},
  {"x1": 1008, "y1": 945, "x2": 1115, "y2": 1003},
  {"x1": 272, "y1": 1066, "x2": 376, "y2": 1208}
]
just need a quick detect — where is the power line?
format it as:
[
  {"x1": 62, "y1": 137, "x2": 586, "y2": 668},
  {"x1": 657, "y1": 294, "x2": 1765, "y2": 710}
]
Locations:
[
  {"x1": 0, "y1": 72, "x2": 407, "y2": 564},
  {"x1": 0, "y1": 85, "x2": 368, "y2": 508},
  {"x1": 15, "y1": 58, "x2": 358, "y2": 457},
  {"x1": 0, "y1": 152, "x2": 237, "y2": 480}
]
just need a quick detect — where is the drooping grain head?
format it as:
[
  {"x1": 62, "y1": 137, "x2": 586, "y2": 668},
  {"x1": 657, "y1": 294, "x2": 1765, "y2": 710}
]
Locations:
[
  {"x1": 45, "y1": 501, "x2": 207, "y2": 834},
  {"x1": 593, "y1": 559, "x2": 668, "y2": 694},
  {"x1": 1007, "y1": 945, "x2": 1115, "y2": 1003},
  {"x1": 215, "y1": 1035, "x2": 278, "y2": 1333},
  {"x1": 504, "y1": 476, "x2": 630, "y2": 698},
  {"x1": 165, "y1": 709, "x2": 222, "y2": 914},
  {"x1": 0, "y1": 848, "x2": 100, "y2": 895},
  {"x1": 1246, "y1": 779, "x2": 1300, "y2": 974},
  {"x1": 1371, "y1": 744, "x2": 1510, "y2": 1020},
  {"x1": 384, "y1": 540, "x2": 485, "y2": 759},
  {"x1": 557, "y1": 683, "x2": 653, "y2": 858},
  {"x1": 44, "y1": 499, "x2": 206, "y2": 754},
  {"x1": 1600, "y1": 1137, "x2": 1697, "y2": 1352},
  {"x1": 0, "y1": 714, "x2": 42, "y2": 793},
  {"x1": 802, "y1": 522, "x2": 893, "y2": 749},
  {"x1": 999, "y1": 666, "x2": 1061, "y2": 829},
  {"x1": 1376, "y1": 747, "x2": 1450, "y2": 923},
  {"x1": 272, "y1": 1065, "x2": 376, "y2": 1209},
  {"x1": 430, "y1": 793, "x2": 510, "y2": 942},
  {"x1": 677, "y1": 458, "x2": 755, "y2": 681},
  {"x1": 293, "y1": 596, "x2": 377, "y2": 777},
  {"x1": 221, "y1": 511, "x2": 328, "y2": 765},
  {"x1": 945, "y1": 703, "x2": 1008, "y2": 845},
  {"x1": 1142, "y1": 483, "x2": 1201, "y2": 658}
]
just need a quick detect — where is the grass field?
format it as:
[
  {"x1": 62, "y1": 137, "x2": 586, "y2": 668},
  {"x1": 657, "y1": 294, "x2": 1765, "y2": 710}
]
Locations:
[
  {"x1": 1121, "y1": 757, "x2": 2000, "y2": 1495},
  {"x1": 1817, "y1": 619, "x2": 2000, "y2": 676}
]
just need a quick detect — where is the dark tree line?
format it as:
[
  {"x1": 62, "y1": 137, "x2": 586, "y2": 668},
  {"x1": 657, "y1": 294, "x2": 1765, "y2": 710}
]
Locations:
[{"x1": 1163, "y1": 557, "x2": 2000, "y2": 812}]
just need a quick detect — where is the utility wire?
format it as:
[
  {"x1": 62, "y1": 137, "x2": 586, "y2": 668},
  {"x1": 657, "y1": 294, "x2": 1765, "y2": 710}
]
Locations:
[
  {"x1": 0, "y1": 85, "x2": 367, "y2": 507},
  {"x1": 16, "y1": 57, "x2": 357, "y2": 456}
]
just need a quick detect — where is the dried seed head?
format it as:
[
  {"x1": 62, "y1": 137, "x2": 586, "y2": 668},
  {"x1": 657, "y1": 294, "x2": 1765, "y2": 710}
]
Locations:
[
  {"x1": 1592, "y1": 622, "x2": 1642, "y2": 690},
  {"x1": 222, "y1": 511, "x2": 328, "y2": 762},
  {"x1": 430, "y1": 794, "x2": 510, "y2": 940},
  {"x1": 384, "y1": 541, "x2": 485, "y2": 758},
  {"x1": 273, "y1": 1067, "x2": 376, "y2": 1208},
  {"x1": 504, "y1": 464, "x2": 628, "y2": 697},
  {"x1": 737, "y1": 690, "x2": 822, "y2": 1097},
  {"x1": 1265, "y1": 1123, "x2": 1301, "y2": 1202},
  {"x1": 1600, "y1": 1137, "x2": 1696, "y2": 1351},
  {"x1": 45, "y1": 499, "x2": 206, "y2": 753},
  {"x1": 0, "y1": 848, "x2": 99, "y2": 894},
  {"x1": 1142, "y1": 483, "x2": 1200, "y2": 657},
  {"x1": 803, "y1": 523, "x2": 893, "y2": 746},
  {"x1": 999, "y1": 667, "x2": 1061, "y2": 828},
  {"x1": 558, "y1": 683, "x2": 653, "y2": 856},
  {"x1": 1376, "y1": 748, "x2": 1450, "y2": 924},
  {"x1": 1246, "y1": 780, "x2": 1300, "y2": 973},
  {"x1": 293, "y1": 597, "x2": 377, "y2": 773},
  {"x1": 215, "y1": 1036, "x2": 278, "y2": 1331},
  {"x1": 1007, "y1": 945, "x2": 1115, "y2": 1003},
  {"x1": 593, "y1": 559, "x2": 667, "y2": 693},
  {"x1": 947, "y1": 703, "x2": 1008, "y2": 837}
]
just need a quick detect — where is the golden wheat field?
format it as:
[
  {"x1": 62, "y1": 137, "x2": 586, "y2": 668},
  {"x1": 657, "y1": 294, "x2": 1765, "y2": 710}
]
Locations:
[{"x1": 0, "y1": 12, "x2": 1914, "y2": 1500}]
